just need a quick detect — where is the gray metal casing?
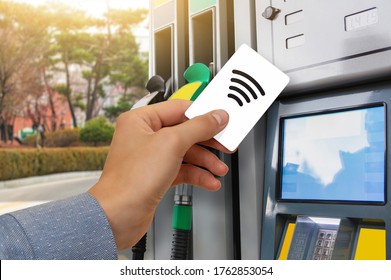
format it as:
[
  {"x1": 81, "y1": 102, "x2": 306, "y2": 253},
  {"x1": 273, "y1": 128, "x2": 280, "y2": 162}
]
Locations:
[
  {"x1": 148, "y1": 0, "x2": 189, "y2": 259},
  {"x1": 149, "y1": 0, "x2": 236, "y2": 260},
  {"x1": 188, "y1": 0, "x2": 235, "y2": 260},
  {"x1": 150, "y1": 0, "x2": 189, "y2": 90},
  {"x1": 233, "y1": 0, "x2": 265, "y2": 260},
  {"x1": 261, "y1": 83, "x2": 391, "y2": 259},
  {"x1": 255, "y1": 0, "x2": 391, "y2": 94},
  {"x1": 148, "y1": 0, "x2": 391, "y2": 260},
  {"x1": 236, "y1": 0, "x2": 391, "y2": 259}
]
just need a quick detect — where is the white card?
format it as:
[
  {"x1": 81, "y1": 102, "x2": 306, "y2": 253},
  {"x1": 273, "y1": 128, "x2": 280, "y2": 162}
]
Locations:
[{"x1": 185, "y1": 44, "x2": 290, "y2": 151}]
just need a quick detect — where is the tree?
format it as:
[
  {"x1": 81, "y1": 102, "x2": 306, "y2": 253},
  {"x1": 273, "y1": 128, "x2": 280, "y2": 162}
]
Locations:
[
  {"x1": 0, "y1": 1, "x2": 50, "y2": 142},
  {"x1": 108, "y1": 33, "x2": 148, "y2": 93},
  {"x1": 79, "y1": 116, "x2": 114, "y2": 146},
  {"x1": 83, "y1": 8, "x2": 148, "y2": 121},
  {"x1": 106, "y1": 8, "x2": 148, "y2": 92},
  {"x1": 0, "y1": 1, "x2": 149, "y2": 135},
  {"x1": 103, "y1": 94, "x2": 133, "y2": 122},
  {"x1": 47, "y1": 6, "x2": 94, "y2": 128},
  {"x1": 80, "y1": 33, "x2": 111, "y2": 121},
  {"x1": 46, "y1": 7, "x2": 148, "y2": 123}
]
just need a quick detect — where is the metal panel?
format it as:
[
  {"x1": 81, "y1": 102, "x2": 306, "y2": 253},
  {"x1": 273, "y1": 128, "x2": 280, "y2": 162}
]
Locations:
[
  {"x1": 150, "y1": 0, "x2": 189, "y2": 91},
  {"x1": 152, "y1": 0, "x2": 175, "y2": 29},
  {"x1": 256, "y1": 0, "x2": 391, "y2": 94},
  {"x1": 188, "y1": 0, "x2": 236, "y2": 259}
]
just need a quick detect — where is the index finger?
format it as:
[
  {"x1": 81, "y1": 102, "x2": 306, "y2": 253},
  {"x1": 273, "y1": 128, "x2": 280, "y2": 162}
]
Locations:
[{"x1": 133, "y1": 99, "x2": 192, "y2": 131}]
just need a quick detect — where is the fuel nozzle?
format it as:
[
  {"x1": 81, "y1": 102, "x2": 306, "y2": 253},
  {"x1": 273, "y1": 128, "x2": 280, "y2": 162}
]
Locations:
[
  {"x1": 168, "y1": 63, "x2": 212, "y2": 260},
  {"x1": 132, "y1": 75, "x2": 165, "y2": 109},
  {"x1": 169, "y1": 63, "x2": 210, "y2": 101},
  {"x1": 170, "y1": 184, "x2": 193, "y2": 260},
  {"x1": 130, "y1": 74, "x2": 166, "y2": 260}
]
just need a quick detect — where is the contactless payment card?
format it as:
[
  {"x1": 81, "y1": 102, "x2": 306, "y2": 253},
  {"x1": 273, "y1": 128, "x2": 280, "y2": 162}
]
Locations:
[{"x1": 185, "y1": 44, "x2": 290, "y2": 151}]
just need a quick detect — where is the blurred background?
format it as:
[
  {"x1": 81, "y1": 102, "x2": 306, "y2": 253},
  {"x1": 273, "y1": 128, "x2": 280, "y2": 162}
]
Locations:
[
  {"x1": 0, "y1": 1, "x2": 149, "y2": 259},
  {"x1": 0, "y1": 0, "x2": 149, "y2": 148}
]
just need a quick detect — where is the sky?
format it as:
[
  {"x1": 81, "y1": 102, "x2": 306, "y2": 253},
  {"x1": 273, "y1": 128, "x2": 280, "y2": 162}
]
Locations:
[{"x1": 11, "y1": 0, "x2": 149, "y2": 18}]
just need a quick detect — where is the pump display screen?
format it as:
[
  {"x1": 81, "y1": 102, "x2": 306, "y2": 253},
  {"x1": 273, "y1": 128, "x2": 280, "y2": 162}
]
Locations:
[{"x1": 279, "y1": 105, "x2": 385, "y2": 203}]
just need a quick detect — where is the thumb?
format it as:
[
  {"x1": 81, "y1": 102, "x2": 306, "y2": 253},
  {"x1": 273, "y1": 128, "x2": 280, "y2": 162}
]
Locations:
[{"x1": 172, "y1": 109, "x2": 229, "y2": 153}]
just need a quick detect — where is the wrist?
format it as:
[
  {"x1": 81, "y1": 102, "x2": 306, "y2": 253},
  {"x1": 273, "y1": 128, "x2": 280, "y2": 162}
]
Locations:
[{"x1": 88, "y1": 183, "x2": 154, "y2": 250}]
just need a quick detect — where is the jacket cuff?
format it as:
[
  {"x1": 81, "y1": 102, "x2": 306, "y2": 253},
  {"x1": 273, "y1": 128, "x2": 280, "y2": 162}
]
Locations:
[{"x1": 9, "y1": 193, "x2": 118, "y2": 260}]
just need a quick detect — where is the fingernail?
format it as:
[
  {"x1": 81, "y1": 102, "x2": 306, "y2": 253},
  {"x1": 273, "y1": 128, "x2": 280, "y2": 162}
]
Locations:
[{"x1": 212, "y1": 110, "x2": 229, "y2": 126}]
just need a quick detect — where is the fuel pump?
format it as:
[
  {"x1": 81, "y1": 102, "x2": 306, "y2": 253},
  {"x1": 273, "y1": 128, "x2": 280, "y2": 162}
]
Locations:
[{"x1": 169, "y1": 63, "x2": 211, "y2": 259}]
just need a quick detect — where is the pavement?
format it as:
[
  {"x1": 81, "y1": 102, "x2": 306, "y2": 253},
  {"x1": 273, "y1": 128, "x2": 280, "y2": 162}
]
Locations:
[
  {"x1": 0, "y1": 171, "x2": 102, "y2": 190},
  {"x1": 0, "y1": 170, "x2": 133, "y2": 259},
  {"x1": 0, "y1": 171, "x2": 102, "y2": 215}
]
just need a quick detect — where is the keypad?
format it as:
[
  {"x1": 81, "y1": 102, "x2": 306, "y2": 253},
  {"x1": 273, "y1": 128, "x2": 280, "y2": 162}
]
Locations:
[
  {"x1": 288, "y1": 230, "x2": 310, "y2": 259},
  {"x1": 312, "y1": 229, "x2": 337, "y2": 260}
]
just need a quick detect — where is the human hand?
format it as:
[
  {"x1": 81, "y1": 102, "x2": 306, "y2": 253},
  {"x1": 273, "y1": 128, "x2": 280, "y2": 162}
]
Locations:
[{"x1": 88, "y1": 100, "x2": 230, "y2": 250}]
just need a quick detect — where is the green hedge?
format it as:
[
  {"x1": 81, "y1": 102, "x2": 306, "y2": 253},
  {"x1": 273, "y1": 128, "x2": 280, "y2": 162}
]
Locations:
[
  {"x1": 44, "y1": 128, "x2": 81, "y2": 147},
  {"x1": 0, "y1": 147, "x2": 109, "y2": 181},
  {"x1": 23, "y1": 128, "x2": 81, "y2": 147}
]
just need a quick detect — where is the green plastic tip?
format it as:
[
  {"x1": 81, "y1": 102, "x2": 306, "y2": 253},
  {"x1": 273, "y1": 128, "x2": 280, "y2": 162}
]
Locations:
[
  {"x1": 172, "y1": 205, "x2": 192, "y2": 231},
  {"x1": 184, "y1": 63, "x2": 211, "y2": 83}
]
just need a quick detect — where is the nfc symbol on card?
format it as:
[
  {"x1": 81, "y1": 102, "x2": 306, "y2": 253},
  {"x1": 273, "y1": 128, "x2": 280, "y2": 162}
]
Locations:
[{"x1": 227, "y1": 69, "x2": 265, "y2": 107}]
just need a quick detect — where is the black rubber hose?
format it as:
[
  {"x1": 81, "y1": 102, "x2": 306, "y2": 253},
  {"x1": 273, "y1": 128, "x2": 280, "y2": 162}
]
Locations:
[
  {"x1": 132, "y1": 233, "x2": 147, "y2": 260},
  {"x1": 170, "y1": 229, "x2": 191, "y2": 260}
]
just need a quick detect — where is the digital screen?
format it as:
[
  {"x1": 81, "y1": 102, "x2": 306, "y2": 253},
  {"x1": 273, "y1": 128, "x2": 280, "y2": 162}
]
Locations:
[{"x1": 280, "y1": 105, "x2": 385, "y2": 203}]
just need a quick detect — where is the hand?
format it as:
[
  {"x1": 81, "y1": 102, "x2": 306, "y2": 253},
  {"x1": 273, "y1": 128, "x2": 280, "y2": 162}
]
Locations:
[{"x1": 88, "y1": 100, "x2": 230, "y2": 250}]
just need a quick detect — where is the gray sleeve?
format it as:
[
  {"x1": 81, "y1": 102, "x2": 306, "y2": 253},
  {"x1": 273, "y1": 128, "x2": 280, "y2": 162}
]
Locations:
[{"x1": 0, "y1": 193, "x2": 118, "y2": 260}]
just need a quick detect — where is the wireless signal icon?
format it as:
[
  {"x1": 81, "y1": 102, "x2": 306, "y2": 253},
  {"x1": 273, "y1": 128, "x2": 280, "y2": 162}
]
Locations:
[{"x1": 227, "y1": 69, "x2": 265, "y2": 107}]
